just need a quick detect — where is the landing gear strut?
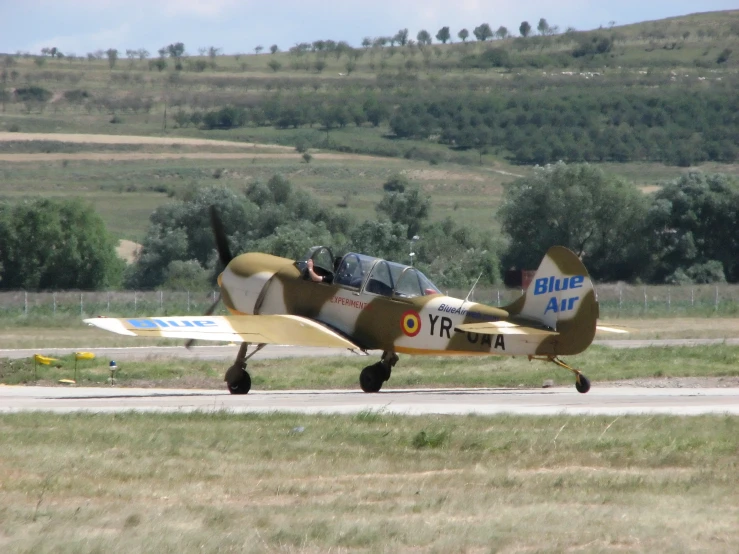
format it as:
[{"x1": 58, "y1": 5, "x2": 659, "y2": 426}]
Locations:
[
  {"x1": 359, "y1": 351, "x2": 398, "y2": 393},
  {"x1": 224, "y1": 343, "x2": 266, "y2": 395},
  {"x1": 529, "y1": 355, "x2": 591, "y2": 393}
]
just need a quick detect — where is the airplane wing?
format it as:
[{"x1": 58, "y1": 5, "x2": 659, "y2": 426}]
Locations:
[
  {"x1": 84, "y1": 315, "x2": 359, "y2": 349},
  {"x1": 454, "y1": 321, "x2": 559, "y2": 336}
]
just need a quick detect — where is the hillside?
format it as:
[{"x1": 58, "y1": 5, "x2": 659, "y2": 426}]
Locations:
[{"x1": 0, "y1": 10, "x2": 738, "y2": 245}]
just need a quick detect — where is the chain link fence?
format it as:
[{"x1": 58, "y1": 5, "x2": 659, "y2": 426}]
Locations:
[
  {"x1": 0, "y1": 285, "x2": 738, "y2": 319},
  {"x1": 0, "y1": 290, "x2": 221, "y2": 319},
  {"x1": 449, "y1": 284, "x2": 739, "y2": 317}
]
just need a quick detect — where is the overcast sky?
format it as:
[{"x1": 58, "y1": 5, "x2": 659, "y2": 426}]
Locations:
[{"x1": 1, "y1": 1, "x2": 735, "y2": 56}]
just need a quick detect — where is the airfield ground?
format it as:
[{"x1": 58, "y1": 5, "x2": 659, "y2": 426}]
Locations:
[
  {"x1": 0, "y1": 411, "x2": 737, "y2": 552},
  {"x1": 1, "y1": 119, "x2": 738, "y2": 550}
]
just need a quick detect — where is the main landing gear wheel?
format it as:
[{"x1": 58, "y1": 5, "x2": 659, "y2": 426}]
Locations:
[
  {"x1": 359, "y1": 352, "x2": 398, "y2": 393},
  {"x1": 575, "y1": 374, "x2": 591, "y2": 394},
  {"x1": 225, "y1": 364, "x2": 251, "y2": 395},
  {"x1": 359, "y1": 363, "x2": 385, "y2": 393}
]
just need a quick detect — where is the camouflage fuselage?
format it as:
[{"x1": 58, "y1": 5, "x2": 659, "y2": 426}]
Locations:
[{"x1": 219, "y1": 252, "x2": 596, "y2": 357}]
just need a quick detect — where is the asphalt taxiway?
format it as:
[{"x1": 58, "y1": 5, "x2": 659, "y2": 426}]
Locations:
[{"x1": 2, "y1": 385, "x2": 738, "y2": 416}]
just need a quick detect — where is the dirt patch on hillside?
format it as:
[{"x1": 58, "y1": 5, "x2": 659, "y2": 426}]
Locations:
[
  {"x1": 0, "y1": 132, "x2": 293, "y2": 150},
  {"x1": 116, "y1": 240, "x2": 141, "y2": 264},
  {"x1": 404, "y1": 169, "x2": 487, "y2": 182}
]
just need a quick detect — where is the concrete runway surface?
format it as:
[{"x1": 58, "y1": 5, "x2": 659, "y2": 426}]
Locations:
[
  {"x1": 2, "y1": 338, "x2": 738, "y2": 362},
  {"x1": 2, "y1": 385, "x2": 739, "y2": 416}
]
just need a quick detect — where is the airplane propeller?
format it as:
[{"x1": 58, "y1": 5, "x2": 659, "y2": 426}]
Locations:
[
  {"x1": 186, "y1": 206, "x2": 232, "y2": 349},
  {"x1": 210, "y1": 204, "x2": 234, "y2": 269}
]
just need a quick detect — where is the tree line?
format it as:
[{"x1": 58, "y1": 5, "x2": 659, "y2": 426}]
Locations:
[
  {"x1": 1, "y1": 166, "x2": 737, "y2": 291},
  {"x1": 171, "y1": 86, "x2": 738, "y2": 166}
]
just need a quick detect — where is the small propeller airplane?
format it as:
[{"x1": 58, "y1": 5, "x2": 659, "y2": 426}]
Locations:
[{"x1": 85, "y1": 207, "x2": 625, "y2": 394}]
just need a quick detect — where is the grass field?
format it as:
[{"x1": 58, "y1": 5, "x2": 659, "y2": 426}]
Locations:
[
  {"x1": 0, "y1": 411, "x2": 737, "y2": 552},
  {"x1": 0, "y1": 134, "x2": 515, "y2": 240},
  {"x1": 2, "y1": 343, "x2": 738, "y2": 390}
]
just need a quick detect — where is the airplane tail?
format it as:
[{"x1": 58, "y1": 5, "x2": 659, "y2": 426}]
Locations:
[{"x1": 503, "y1": 246, "x2": 598, "y2": 355}]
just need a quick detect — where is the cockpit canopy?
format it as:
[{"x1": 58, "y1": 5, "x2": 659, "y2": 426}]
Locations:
[{"x1": 298, "y1": 246, "x2": 441, "y2": 298}]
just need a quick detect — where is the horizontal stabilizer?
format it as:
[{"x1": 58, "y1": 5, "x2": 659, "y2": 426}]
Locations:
[
  {"x1": 84, "y1": 315, "x2": 359, "y2": 349},
  {"x1": 596, "y1": 325, "x2": 629, "y2": 334},
  {"x1": 455, "y1": 321, "x2": 559, "y2": 336}
]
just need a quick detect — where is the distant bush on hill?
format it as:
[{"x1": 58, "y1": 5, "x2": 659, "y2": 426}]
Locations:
[{"x1": 13, "y1": 86, "x2": 51, "y2": 102}]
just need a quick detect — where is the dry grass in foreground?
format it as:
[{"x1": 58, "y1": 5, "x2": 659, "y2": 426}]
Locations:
[{"x1": 0, "y1": 412, "x2": 737, "y2": 553}]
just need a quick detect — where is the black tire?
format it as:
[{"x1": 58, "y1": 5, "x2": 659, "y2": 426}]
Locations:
[
  {"x1": 382, "y1": 364, "x2": 392, "y2": 382},
  {"x1": 359, "y1": 364, "x2": 383, "y2": 393},
  {"x1": 575, "y1": 374, "x2": 590, "y2": 394},
  {"x1": 225, "y1": 365, "x2": 251, "y2": 395}
]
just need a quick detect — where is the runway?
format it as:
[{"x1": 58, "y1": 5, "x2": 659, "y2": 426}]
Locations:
[
  {"x1": 2, "y1": 338, "x2": 737, "y2": 362},
  {"x1": 2, "y1": 385, "x2": 738, "y2": 416}
]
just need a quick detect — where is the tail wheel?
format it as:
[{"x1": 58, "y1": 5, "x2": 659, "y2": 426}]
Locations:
[{"x1": 575, "y1": 374, "x2": 591, "y2": 394}]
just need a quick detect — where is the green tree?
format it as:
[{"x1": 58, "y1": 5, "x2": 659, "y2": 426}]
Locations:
[
  {"x1": 395, "y1": 29, "x2": 409, "y2": 46},
  {"x1": 537, "y1": 18, "x2": 550, "y2": 35},
  {"x1": 495, "y1": 26, "x2": 509, "y2": 39},
  {"x1": 382, "y1": 173, "x2": 409, "y2": 193},
  {"x1": 436, "y1": 27, "x2": 451, "y2": 44},
  {"x1": 346, "y1": 220, "x2": 407, "y2": 262},
  {"x1": 376, "y1": 187, "x2": 431, "y2": 239},
  {"x1": 163, "y1": 259, "x2": 210, "y2": 290},
  {"x1": 270, "y1": 44, "x2": 279, "y2": 54},
  {"x1": 106, "y1": 48, "x2": 118, "y2": 69},
  {"x1": 0, "y1": 199, "x2": 123, "y2": 290},
  {"x1": 166, "y1": 42, "x2": 185, "y2": 59},
  {"x1": 417, "y1": 30, "x2": 432, "y2": 45},
  {"x1": 127, "y1": 187, "x2": 257, "y2": 288},
  {"x1": 519, "y1": 21, "x2": 532, "y2": 37},
  {"x1": 648, "y1": 172, "x2": 739, "y2": 283},
  {"x1": 268, "y1": 59, "x2": 281, "y2": 72},
  {"x1": 458, "y1": 28, "x2": 469, "y2": 43},
  {"x1": 473, "y1": 23, "x2": 493, "y2": 41},
  {"x1": 499, "y1": 163, "x2": 649, "y2": 281}
]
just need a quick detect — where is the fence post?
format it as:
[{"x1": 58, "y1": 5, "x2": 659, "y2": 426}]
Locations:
[
  {"x1": 496, "y1": 290, "x2": 500, "y2": 306},
  {"x1": 187, "y1": 290, "x2": 190, "y2": 313},
  {"x1": 667, "y1": 288, "x2": 671, "y2": 312},
  {"x1": 53, "y1": 292, "x2": 56, "y2": 316},
  {"x1": 159, "y1": 290, "x2": 163, "y2": 311},
  {"x1": 643, "y1": 287, "x2": 647, "y2": 312},
  {"x1": 618, "y1": 288, "x2": 622, "y2": 314},
  {"x1": 691, "y1": 288, "x2": 694, "y2": 307},
  {"x1": 715, "y1": 286, "x2": 719, "y2": 311},
  {"x1": 80, "y1": 293, "x2": 83, "y2": 316},
  {"x1": 107, "y1": 291, "x2": 111, "y2": 313},
  {"x1": 134, "y1": 291, "x2": 137, "y2": 313},
  {"x1": 24, "y1": 291, "x2": 28, "y2": 316}
]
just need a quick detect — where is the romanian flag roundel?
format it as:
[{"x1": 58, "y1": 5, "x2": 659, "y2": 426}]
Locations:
[{"x1": 400, "y1": 310, "x2": 422, "y2": 337}]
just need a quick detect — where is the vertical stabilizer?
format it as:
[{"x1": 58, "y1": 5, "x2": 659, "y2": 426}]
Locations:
[{"x1": 504, "y1": 246, "x2": 598, "y2": 355}]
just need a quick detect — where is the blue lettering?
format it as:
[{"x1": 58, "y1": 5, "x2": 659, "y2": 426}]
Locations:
[
  {"x1": 128, "y1": 319, "x2": 157, "y2": 328},
  {"x1": 164, "y1": 320, "x2": 194, "y2": 328},
  {"x1": 533, "y1": 276, "x2": 586, "y2": 295},
  {"x1": 534, "y1": 278, "x2": 548, "y2": 295},
  {"x1": 543, "y1": 296, "x2": 581, "y2": 314},
  {"x1": 193, "y1": 320, "x2": 217, "y2": 327}
]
